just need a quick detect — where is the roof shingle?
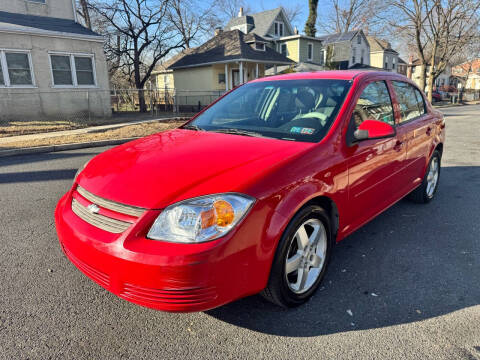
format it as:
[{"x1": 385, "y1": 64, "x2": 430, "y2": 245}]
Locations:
[
  {"x1": 317, "y1": 30, "x2": 361, "y2": 44},
  {"x1": 168, "y1": 30, "x2": 293, "y2": 69},
  {"x1": 0, "y1": 11, "x2": 101, "y2": 37},
  {"x1": 225, "y1": 7, "x2": 286, "y2": 38},
  {"x1": 367, "y1": 36, "x2": 398, "y2": 54}
]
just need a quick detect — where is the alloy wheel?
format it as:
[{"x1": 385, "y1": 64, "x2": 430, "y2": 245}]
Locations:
[
  {"x1": 426, "y1": 156, "x2": 439, "y2": 198},
  {"x1": 285, "y1": 218, "x2": 327, "y2": 294}
]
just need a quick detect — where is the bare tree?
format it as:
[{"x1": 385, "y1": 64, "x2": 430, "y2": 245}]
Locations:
[
  {"x1": 76, "y1": 0, "x2": 92, "y2": 29},
  {"x1": 388, "y1": 0, "x2": 480, "y2": 100},
  {"x1": 168, "y1": 0, "x2": 217, "y2": 49},
  {"x1": 305, "y1": 0, "x2": 319, "y2": 36},
  {"x1": 423, "y1": 0, "x2": 480, "y2": 102},
  {"x1": 93, "y1": 0, "x2": 185, "y2": 112},
  {"x1": 387, "y1": 0, "x2": 435, "y2": 90},
  {"x1": 283, "y1": 3, "x2": 303, "y2": 25},
  {"x1": 317, "y1": 0, "x2": 387, "y2": 35},
  {"x1": 214, "y1": 0, "x2": 252, "y2": 22}
]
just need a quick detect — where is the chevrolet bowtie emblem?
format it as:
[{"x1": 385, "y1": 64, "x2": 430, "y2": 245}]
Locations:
[{"x1": 87, "y1": 203, "x2": 100, "y2": 214}]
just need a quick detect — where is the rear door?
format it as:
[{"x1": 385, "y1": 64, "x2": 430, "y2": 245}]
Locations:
[
  {"x1": 345, "y1": 80, "x2": 406, "y2": 232},
  {"x1": 390, "y1": 81, "x2": 433, "y2": 193}
]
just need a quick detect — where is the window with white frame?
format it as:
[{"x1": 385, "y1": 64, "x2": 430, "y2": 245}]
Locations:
[
  {"x1": 274, "y1": 21, "x2": 284, "y2": 37},
  {"x1": 0, "y1": 50, "x2": 34, "y2": 86},
  {"x1": 255, "y1": 42, "x2": 266, "y2": 51},
  {"x1": 307, "y1": 43, "x2": 313, "y2": 61},
  {"x1": 357, "y1": 35, "x2": 361, "y2": 44},
  {"x1": 280, "y1": 43, "x2": 287, "y2": 56},
  {"x1": 50, "y1": 53, "x2": 96, "y2": 87}
]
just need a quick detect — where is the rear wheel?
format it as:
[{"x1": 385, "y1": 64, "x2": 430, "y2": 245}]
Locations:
[
  {"x1": 261, "y1": 205, "x2": 332, "y2": 307},
  {"x1": 408, "y1": 150, "x2": 441, "y2": 203}
]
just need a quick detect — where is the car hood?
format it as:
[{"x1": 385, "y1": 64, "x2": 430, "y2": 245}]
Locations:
[{"x1": 77, "y1": 129, "x2": 314, "y2": 209}]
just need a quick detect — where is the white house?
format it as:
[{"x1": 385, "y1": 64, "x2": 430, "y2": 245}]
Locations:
[
  {"x1": 317, "y1": 30, "x2": 370, "y2": 69},
  {"x1": 0, "y1": 0, "x2": 110, "y2": 121}
]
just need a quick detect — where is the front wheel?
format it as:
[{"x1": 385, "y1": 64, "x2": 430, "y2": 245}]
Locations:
[
  {"x1": 408, "y1": 150, "x2": 441, "y2": 203},
  {"x1": 261, "y1": 205, "x2": 332, "y2": 307}
]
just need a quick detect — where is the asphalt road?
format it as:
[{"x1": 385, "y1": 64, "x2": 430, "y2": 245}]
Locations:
[{"x1": 0, "y1": 105, "x2": 479, "y2": 359}]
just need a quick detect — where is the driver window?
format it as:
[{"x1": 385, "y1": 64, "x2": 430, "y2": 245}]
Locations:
[{"x1": 352, "y1": 81, "x2": 394, "y2": 129}]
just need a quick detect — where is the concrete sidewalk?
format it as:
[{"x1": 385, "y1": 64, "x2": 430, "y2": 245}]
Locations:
[{"x1": 0, "y1": 116, "x2": 188, "y2": 145}]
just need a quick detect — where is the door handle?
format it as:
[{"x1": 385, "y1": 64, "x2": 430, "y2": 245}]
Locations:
[
  {"x1": 426, "y1": 127, "x2": 432, "y2": 136},
  {"x1": 394, "y1": 140, "x2": 404, "y2": 151}
]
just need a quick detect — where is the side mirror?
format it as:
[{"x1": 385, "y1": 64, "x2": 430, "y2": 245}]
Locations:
[{"x1": 354, "y1": 119, "x2": 395, "y2": 141}]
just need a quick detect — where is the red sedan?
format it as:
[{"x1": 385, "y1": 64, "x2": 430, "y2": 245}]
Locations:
[{"x1": 55, "y1": 71, "x2": 445, "y2": 312}]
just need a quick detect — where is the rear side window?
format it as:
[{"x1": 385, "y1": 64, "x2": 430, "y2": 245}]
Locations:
[
  {"x1": 352, "y1": 81, "x2": 394, "y2": 128},
  {"x1": 392, "y1": 81, "x2": 426, "y2": 123}
]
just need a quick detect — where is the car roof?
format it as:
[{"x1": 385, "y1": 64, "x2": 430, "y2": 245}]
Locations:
[{"x1": 252, "y1": 70, "x2": 409, "y2": 82}]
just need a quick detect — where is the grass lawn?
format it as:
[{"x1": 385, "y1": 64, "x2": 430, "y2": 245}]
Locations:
[
  {"x1": 0, "y1": 120, "x2": 185, "y2": 149},
  {"x1": 0, "y1": 112, "x2": 194, "y2": 138}
]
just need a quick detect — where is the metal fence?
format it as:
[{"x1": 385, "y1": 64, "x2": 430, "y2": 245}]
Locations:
[
  {"x1": 0, "y1": 88, "x2": 224, "y2": 126},
  {"x1": 111, "y1": 88, "x2": 225, "y2": 114}
]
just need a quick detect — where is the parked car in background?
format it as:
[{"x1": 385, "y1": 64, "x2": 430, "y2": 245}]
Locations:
[
  {"x1": 55, "y1": 71, "x2": 445, "y2": 312},
  {"x1": 431, "y1": 90, "x2": 443, "y2": 102}
]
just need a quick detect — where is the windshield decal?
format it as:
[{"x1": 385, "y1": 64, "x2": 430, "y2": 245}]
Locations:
[{"x1": 290, "y1": 127, "x2": 315, "y2": 135}]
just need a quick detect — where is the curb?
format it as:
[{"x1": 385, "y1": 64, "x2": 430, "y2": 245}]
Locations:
[{"x1": 0, "y1": 137, "x2": 140, "y2": 158}]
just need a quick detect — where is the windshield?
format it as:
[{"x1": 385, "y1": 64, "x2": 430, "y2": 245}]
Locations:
[{"x1": 186, "y1": 79, "x2": 352, "y2": 143}]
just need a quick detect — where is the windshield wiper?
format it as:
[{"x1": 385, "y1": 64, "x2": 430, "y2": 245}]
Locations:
[
  {"x1": 182, "y1": 124, "x2": 204, "y2": 131},
  {"x1": 210, "y1": 128, "x2": 269, "y2": 138}
]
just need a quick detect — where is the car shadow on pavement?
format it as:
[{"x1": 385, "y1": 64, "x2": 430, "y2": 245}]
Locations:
[
  {"x1": 206, "y1": 166, "x2": 480, "y2": 336},
  {"x1": 0, "y1": 169, "x2": 77, "y2": 183},
  {"x1": 0, "y1": 151, "x2": 95, "y2": 168}
]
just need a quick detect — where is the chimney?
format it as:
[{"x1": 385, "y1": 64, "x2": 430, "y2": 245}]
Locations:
[
  {"x1": 294, "y1": 26, "x2": 299, "y2": 35},
  {"x1": 214, "y1": 27, "x2": 223, "y2": 36},
  {"x1": 238, "y1": 7, "x2": 244, "y2": 17}
]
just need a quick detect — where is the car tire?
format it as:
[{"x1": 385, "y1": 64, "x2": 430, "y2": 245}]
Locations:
[
  {"x1": 408, "y1": 150, "x2": 441, "y2": 203},
  {"x1": 261, "y1": 205, "x2": 332, "y2": 308}
]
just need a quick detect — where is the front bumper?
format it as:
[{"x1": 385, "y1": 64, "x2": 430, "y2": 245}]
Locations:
[{"x1": 55, "y1": 190, "x2": 277, "y2": 312}]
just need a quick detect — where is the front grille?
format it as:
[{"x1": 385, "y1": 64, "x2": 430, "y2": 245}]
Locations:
[
  {"x1": 71, "y1": 198, "x2": 132, "y2": 233},
  {"x1": 120, "y1": 283, "x2": 218, "y2": 305},
  {"x1": 76, "y1": 185, "x2": 145, "y2": 217}
]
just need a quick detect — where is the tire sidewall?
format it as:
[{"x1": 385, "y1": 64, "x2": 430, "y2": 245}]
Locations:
[
  {"x1": 424, "y1": 150, "x2": 441, "y2": 202},
  {"x1": 271, "y1": 205, "x2": 332, "y2": 306}
]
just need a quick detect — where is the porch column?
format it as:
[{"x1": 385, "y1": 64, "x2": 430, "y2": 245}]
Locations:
[
  {"x1": 224, "y1": 63, "x2": 229, "y2": 91},
  {"x1": 274, "y1": 64, "x2": 277, "y2": 75},
  {"x1": 256, "y1": 63, "x2": 259, "y2": 78},
  {"x1": 239, "y1": 61, "x2": 244, "y2": 84}
]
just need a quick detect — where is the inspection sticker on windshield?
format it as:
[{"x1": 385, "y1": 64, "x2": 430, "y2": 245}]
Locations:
[{"x1": 290, "y1": 127, "x2": 315, "y2": 135}]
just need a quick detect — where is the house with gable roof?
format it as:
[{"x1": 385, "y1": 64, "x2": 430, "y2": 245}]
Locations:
[
  {"x1": 0, "y1": 0, "x2": 110, "y2": 121},
  {"x1": 367, "y1": 36, "x2": 399, "y2": 72},
  {"x1": 225, "y1": 7, "x2": 370, "y2": 71},
  {"x1": 153, "y1": 28, "x2": 293, "y2": 96},
  {"x1": 152, "y1": 6, "x2": 378, "y2": 103}
]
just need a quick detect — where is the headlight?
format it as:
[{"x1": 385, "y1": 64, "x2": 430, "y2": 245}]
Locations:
[
  {"x1": 74, "y1": 160, "x2": 90, "y2": 182},
  {"x1": 147, "y1": 193, "x2": 255, "y2": 243}
]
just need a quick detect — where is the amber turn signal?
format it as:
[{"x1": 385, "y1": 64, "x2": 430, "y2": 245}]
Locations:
[{"x1": 200, "y1": 200, "x2": 235, "y2": 229}]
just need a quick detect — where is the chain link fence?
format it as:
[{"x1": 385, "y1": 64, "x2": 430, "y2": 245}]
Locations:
[
  {"x1": 111, "y1": 88, "x2": 225, "y2": 114},
  {"x1": 0, "y1": 88, "x2": 224, "y2": 132}
]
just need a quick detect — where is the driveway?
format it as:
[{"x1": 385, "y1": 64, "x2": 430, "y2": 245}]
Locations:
[{"x1": 0, "y1": 105, "x2": 479, "y2": 359}]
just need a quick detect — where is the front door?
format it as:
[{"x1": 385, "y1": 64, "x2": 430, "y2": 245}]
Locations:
[
  {"x1": 232, "y1": 69, "x2": 240, "y2": 87},
  {"x1": 344, "y1": 80, "x2": 406, "y2": 233}
]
